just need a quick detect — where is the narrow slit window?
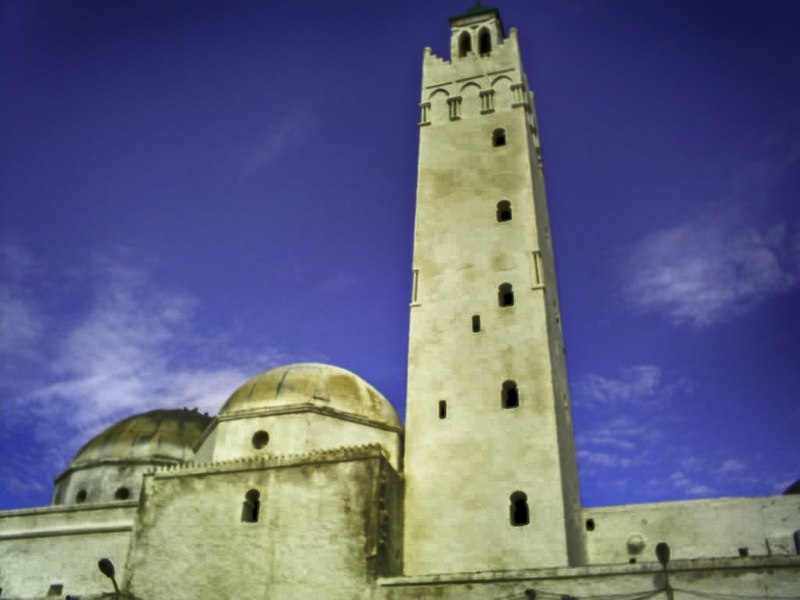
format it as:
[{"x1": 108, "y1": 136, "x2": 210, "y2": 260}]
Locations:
[
  {"x1": 502, "y1": 380, "x2": 519, "y2": 408},
  {"x1": 492, "y1": 128, "x2": 506, "y2": 147},
  {"x1": 458, "y1": 31, "x2": 472, "y2": 57},
  {"x1": 497, "y1": 200, "x2": 512, "y2": 222},
  {"x1": 471, "y1": 314, "x2": 481, "y2": 333},
  {"x1": 498, "y1": 283, "x2": 514, "y2": 307},
  {"x1": 509, "y1": 491, "x2": 530, "y2": 526},
  {"x1": 242, "y1": 489, "x2": 261, "y2": 523},
  {"x1": 439, "y1": 400, "x2": 447, "y2": 419},
  {"x1": 478, "y1": 27, "x2": 492, "y2": 55},
  {"x1": 532, "y1": 251, "x2": 543, "y2": 287}
]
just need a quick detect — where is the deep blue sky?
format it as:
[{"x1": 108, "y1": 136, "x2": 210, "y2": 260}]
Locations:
[{"x1": 1, "y1": 0, "x2": 799, "y2": 510}]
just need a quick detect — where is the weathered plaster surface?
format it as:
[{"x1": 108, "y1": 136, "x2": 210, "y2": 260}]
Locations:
[
  {"x1": 0, "y1": 503, "x2": 135, "y2": 598},
  {"x1": 403, "y1": 11, "x2": 582, "y2": 575},
  {"x1": 124, "y1": 446, "x2": 401, "y2": 600}
]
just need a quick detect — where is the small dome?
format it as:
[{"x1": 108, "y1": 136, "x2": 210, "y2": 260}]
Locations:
[
  {"x1": 67, "y1": 408, "x2": 212, "y2": 469},
  {"x1": 53, "y1": 409, "x2": 212, "y2": 506},
  {"x1": 219, "y1": 363, "x2": 400, "y2": 428}
]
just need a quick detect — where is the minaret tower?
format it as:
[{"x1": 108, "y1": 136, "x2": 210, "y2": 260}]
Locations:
[{"x1": 403, "y1": 5, "x2": 585, "y2": 575}]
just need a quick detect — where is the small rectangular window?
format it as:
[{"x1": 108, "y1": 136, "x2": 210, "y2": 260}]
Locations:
[
  {"x1": 438, "y1": 400, "x2": 447, "y2": 419},
  {"x1": 48, "y1": 584, "x2": 64, "y2": 597},
  {"x1": 471, "y1": 314, "x2": 481, "y2": 332}
]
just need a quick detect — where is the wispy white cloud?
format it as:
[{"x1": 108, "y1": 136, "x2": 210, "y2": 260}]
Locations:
[
  {"x1": 0, "y1": 287, "x2": 42, "y2": 355},
  {"x1": 719, "y1": 459, "x2": 745, "y2": 473},
  {"x1": 239, "y1": 108, "x2": 314, "y2": 177},
  {"x1": 670, "y1": 471, "x2": 716, "y2": 498},
  {"x1": 577, "y1": 450, "x2": 634, "y2": 469},
  {"x1": 318, "y1": 272, "x2": 358, "y2": 295},
  {"x1": 0, "y1": 242, "x2": 43, "y2": 356},
  {"x1": 623, "y1": 210, "x2": 798, "y2": 328},
  {"x1": 31, "y1": 263, "x2": 290, "y2": 433},
  {"x1": 575, "y1": 365, "x2": 691, "y2": 407},
  {"x1": 1, "y1": 248, "x2": 300, "y2": 497}
]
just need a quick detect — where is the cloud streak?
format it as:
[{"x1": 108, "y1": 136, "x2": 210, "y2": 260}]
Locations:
[
  {"x1": 0, "y1": 242, "x2": 43, "y2": 356},
  {"x1": 239, "y1": 108, "x2": 314, "y2": 178},
  {"x1": 0, "y1": 248, "x2": 299, "y2": 506},
  {"x1": 623, "y1": 211, "x2": 797, "y2": 328},
  {"x1": 575, "y1": 365, "x2": 691, "y2": 407}
]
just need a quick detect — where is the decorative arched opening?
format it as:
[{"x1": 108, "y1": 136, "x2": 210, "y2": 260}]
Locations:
[
  {"x1": 492, "y1": 128, "x2": 507, "y2": 147},
  {"x1": 498, "y1": 283, "x2": 514, "y2": 307},
  {"x1": 496, "y1": 200, "x2": 512, "y2": 222},
  {"x1": 242, "y1": 489, "x2": 261, "y2": 523},
  {"x1": 478, "y1": 27, "x2": 492, "y2": 55},
  {"x1": 114, "y1": 487, "x2": 130, "y2": 501},
  {"x1": 502, "y1": 380, "x2": 519, "y2": 408},
  {"x1": 509, "y1": 491, "x2": 530, "y2": 526},
  {"x1": 458, "y1": 31, "x2": 472, "y2": 57}
]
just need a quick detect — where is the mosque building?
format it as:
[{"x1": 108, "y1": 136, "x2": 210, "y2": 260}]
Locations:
[{"x1": 1, "y1": 5, "x2": 798, "y2": 599}]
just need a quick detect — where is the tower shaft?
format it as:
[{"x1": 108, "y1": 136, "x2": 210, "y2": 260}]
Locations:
[{"x1": 403, "y1": 8, "x2": 584, "y2": 575}]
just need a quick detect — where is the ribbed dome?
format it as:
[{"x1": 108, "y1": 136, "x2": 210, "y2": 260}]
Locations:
[
  {"x1": 219, "y1": 363, "x2": 400, "y2": 429},
  {"x1": 68, "y1": 408, "x2": 212, "y2": 468}
]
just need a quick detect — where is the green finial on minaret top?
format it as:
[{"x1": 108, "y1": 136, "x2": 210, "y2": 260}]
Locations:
[{"x1": 450, "y1": 1, "x2": 500, "y2": 24}]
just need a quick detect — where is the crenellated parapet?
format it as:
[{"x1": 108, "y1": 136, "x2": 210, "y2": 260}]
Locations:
[
  {"x1": 149, "y1": 442, "x2": 390, "y2": 479},
  {"x1": 419, "y1": 28, "x2": 531, "y2": 126}
]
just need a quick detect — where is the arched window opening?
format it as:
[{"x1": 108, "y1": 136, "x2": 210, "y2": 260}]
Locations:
[
  {"x1": 498, "y1": 283, "x2": 514, "y2": 307},
  {"x1": 497, "y1": 200, "x2": 512, "y2": 222},
  {"x1": 502, "y1": 380, "x2": 519, "y2": 408},
  {"x1": 439, "y1": 400, "x2": 447, "y2": 420},
  {"x1": 492, "y1": 128, "x2": 507, "y2": 147},
  {"x1": 75, "y1": 489, "x2": 87, "y2": 504},
  {"x1": 509, "y1": 491, "x2": 530, "y2": 526},
  {"x1": 585, "y1": 518, "x2": 596, "y2": 532},
  {"x1": 472, "y1": 314, "x2": 481, "y2": 333},
  {"x1": 114, "y1": 487, "x2": 130, "y2": 501},
  {"x1": 458, "y1": 31, "x2": 472, "y2": 57},
  {"x1": 252, "y1": 430, "x2": 269, "y2": 449},
  {"x1": 242, "y1": 489, "x2": 261, "y2": 523},
  {"x1": 478, "y1": 28, "x2": 492, "y2": 55}
]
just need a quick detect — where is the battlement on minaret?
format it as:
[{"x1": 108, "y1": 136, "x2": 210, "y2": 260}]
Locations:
[{"x1": 422, "y1": 27, "x2": 521, "y2": 90}]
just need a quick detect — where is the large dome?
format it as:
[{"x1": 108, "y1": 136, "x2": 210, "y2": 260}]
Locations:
[{"x1": 218, "y1": 363, "x2": 401, "y2": 428}]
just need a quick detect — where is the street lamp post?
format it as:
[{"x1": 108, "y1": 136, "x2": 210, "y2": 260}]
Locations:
[
  {"x1": 655, "y1": 542, "x2": 674, "y2": 600},
  {"x1": 97, "y1": 558, "x2": 121, "y2": 598}
]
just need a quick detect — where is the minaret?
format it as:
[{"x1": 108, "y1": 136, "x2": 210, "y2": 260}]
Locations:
[{"x1": 403, "y1": 5, "x2": 585, "y2": 575}]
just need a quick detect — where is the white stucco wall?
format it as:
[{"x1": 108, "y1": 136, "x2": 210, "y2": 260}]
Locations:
[
  {"x1": 0, "y1": 503, "x2": 135, "y2": 599},
  {"x1": 124, "y1": 446, "x2": 401, "y2": 600},
  {"x1": 583, "y1": 495, "x2": 800, "y2": 565},
  {"x1": 197, "y1": 408, "x2": 402, "y2": 471},
  {"x1": 403, "y1": 12, "x2": 583, "y2": 575}
]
